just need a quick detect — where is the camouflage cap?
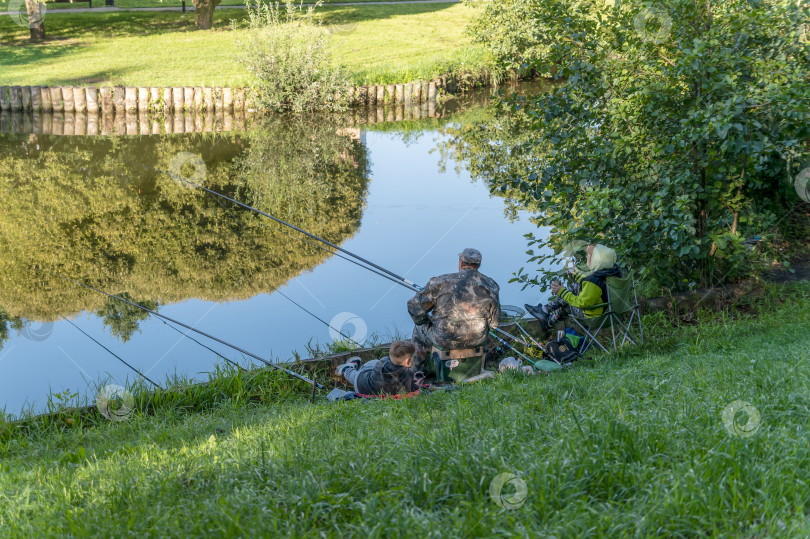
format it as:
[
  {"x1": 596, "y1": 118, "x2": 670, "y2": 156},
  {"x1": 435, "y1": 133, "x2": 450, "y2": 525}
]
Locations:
[{"x1": 458, "y1": 248, "x2": 482, "y2": 266}]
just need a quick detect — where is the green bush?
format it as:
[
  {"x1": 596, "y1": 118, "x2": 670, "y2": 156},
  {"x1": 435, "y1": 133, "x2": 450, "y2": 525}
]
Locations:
[
  {"x1": 235, "y1": 0, "x2": 350, "y2": 113},
  {"x1": 449, "y1": 0, "x2": 810, "y2": 292},
  {"x1": 464, "y1": 0, "x2": 548, "y2": 80}
]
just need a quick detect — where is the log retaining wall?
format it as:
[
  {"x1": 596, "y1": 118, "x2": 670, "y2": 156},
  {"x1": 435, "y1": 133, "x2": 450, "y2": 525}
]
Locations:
[
  {"x1": 0, "y1": 93, "x2": 464, "y2": 135},
  {"x1": 0, "y1": 85, "x2": 254, "y2": 114},
  {"x1": 0, "y1": 72, "x2": 489, "y2": 113}
]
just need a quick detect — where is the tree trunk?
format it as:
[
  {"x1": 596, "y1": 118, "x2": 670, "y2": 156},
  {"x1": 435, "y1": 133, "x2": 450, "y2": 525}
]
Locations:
[
  {"x1": 192, "y1": 0, "x2": 221, "y2": 30},
  {"x1": 24, "y1": 0, "x2": 46, "y2": 41}
]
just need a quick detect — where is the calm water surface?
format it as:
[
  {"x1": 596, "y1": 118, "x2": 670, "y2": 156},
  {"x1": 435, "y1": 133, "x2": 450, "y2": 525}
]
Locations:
[{"x1": 0, "y1": 90, "x2": 553, "y2": 417}]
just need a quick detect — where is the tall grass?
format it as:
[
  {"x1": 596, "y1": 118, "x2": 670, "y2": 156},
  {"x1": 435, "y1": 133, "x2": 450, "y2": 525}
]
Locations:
[
  {"x1": 0, "y1": 325, "x2": 411, "y2": 429},
  {"x1": 0, "y1": 364, "x2": 318, "y2": 443}
]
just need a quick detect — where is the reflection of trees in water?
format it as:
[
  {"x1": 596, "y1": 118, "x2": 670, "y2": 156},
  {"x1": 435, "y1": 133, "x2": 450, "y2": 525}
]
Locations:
[
  {"x1": 0, "y1": 114, "x2": 369, "y2": 335},
  {"x1": 236, "y1": 115, "x2": 369, "y2": 247},
  {"x1": 438, "y1": 102, "x2": 541, "y2": 222},
  {"x1": 95, "y1": 293, "x2": 157, "y2": 344},
  {"x1": 0, "y1": 308, "x2": 23, "y2": 351}
]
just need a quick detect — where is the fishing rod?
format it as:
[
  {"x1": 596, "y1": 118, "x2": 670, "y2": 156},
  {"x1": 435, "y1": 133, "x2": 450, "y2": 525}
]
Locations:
[
  {"x1": 510, "y1": 321, "x2": 546, "y2": 351},
  {"x1": 53, "y1": 311, "x2": 163, "y2": 389},
  {"x1": 263, "y1": 214, "x2": 418, "y2": 293},
  {"x1": 67, "y1": 283, "x2": 247, "y2": 373},
  {"x1": 148, "y1": 161, "x2": 549, "y2": 370},
  {"x1": 492, "y1": 326, "x2": 534, "y2": 349},
  {"x1": 50, "y1": 273, "x2": 323, "y2": 389},
  {"x1": 141, "y1": 163, "x2": 421, "y2": 293}
]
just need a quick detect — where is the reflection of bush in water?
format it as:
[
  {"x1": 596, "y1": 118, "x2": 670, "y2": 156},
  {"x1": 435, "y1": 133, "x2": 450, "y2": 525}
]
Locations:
[
  {"x1": 0, "y1": 308, "x2": 20, "y2": 351},
  {"x1": 438, "y1": 104, "x2": 538, "y2": 223},
  {"x1": 0, "y1": 115, "x2": 369, "y2": 323},
  {"x1": 0, "y1": 307, "x2": 42, "y2": 352},
  {"x1": 95, "y1": 293, "x2": 157, "y2": 344},
  {"x1": 235, "y1": 114, "x2": 369, "y2": 247}
]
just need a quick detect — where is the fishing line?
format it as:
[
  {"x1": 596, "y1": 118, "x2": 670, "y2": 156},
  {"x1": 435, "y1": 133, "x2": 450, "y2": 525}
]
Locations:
[
  {"x1": 137, "y1": 163, "x2": 421, "y2": 292},
  {"x1": 255, "y1": 213, "x2": 419, "y2": 292},
  {"x1": 53, "y1": 311, "x2": 163, "y2": 390},
  {"x1": 155, "y1": 317, "x2": 247, "y2": 372},
  {"x1": 276, "y1": 290, "x2": 364, "y2": 349},
  {"x1": 49, "y1": 273, "x2": 323, "y2": 388}
]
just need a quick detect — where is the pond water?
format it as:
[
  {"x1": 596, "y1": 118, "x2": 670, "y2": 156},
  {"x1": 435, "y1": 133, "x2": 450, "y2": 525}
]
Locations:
[{"x1": 0, "y1": 85, "x2": 553, "y2": 418}]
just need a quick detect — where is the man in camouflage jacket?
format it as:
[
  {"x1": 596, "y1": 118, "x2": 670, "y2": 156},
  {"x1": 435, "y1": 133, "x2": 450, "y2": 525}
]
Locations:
[{"x1": 407, "y1": 248, "x2": 501, "y2": 371}]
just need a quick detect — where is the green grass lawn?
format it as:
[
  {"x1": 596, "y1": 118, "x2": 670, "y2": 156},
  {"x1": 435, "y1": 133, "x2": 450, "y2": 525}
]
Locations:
[
  {"x1": 0, "y1": 3, "x2": 487, "y2": 86},
  {"x1": 2, "y1": 282, "x2": 808, "y2": 536}
]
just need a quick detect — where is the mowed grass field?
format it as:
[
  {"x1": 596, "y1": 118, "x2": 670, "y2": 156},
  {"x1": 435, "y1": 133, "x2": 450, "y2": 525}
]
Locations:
[
  {"x1": 0, "y1": 3, "x2": 488, "y2": 86},
  {"x1": 1, "y1": 283, "x2": 808, "y2": 536},
  {"x1": 0, "y1": 0, "x2": 431, "y2": 9}
]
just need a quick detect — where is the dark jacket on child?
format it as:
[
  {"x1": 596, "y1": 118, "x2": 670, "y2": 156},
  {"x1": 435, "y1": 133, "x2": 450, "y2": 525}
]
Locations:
[{"x1": 355, "y1": 356, "x2": 417, "y2": 395}]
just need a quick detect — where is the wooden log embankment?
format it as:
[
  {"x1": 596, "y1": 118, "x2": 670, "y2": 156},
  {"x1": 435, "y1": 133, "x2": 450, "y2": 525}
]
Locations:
[
  {"x1": 0, "y1": 83, "x2": 470, "y2": 135},
  {"x1": 0, "y1": 85, "x2": 256, "y2": 114},
  {"x1": 0, "y1": 71, "x2": 491, "y2": 114}
]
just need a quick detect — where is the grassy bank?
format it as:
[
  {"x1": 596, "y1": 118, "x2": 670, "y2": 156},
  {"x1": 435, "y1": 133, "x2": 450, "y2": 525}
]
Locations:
[
  {"x1": 0, "y1": 3, "x2": 487, "y2": 86},
  {"x1": 1, "y1": 282, "x2": 808, "y2": 536}
]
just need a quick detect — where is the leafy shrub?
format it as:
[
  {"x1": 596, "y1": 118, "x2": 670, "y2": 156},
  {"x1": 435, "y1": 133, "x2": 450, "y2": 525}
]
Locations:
[
  {"x1": 235, "y1": 0, "x2": 350, "y2": 113},
  {"x1": 464, "y1": 0, "x2": 548, "y2": 80},
  {"x1": 449, "y1": 0, "x2": 810, "y2": 292}
]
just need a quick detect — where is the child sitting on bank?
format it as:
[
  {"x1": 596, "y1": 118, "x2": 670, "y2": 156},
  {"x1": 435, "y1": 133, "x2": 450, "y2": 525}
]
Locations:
[
  {"x1": 336, "y1": 340, "x2": 422, "y2": 396},
  {"x1": 525, "y1": 243, "x2": 622, "y2": 331}
]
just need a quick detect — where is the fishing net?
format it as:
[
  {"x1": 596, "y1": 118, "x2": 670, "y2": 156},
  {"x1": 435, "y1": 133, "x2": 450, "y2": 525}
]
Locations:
[{"x1": 500, "y1": 305, "x2": 525, "y2": 323}]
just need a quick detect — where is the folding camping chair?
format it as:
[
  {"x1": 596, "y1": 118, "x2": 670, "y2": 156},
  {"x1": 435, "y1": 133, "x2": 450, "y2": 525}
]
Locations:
[{"x1": 569, "y1": 271, "x2": 644, "y2": 353}]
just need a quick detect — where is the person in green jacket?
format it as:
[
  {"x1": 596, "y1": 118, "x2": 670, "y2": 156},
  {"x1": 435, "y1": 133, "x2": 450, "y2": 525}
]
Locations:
[{"x1": 525, "y1": 244, "x2": 621, "y2": 331}]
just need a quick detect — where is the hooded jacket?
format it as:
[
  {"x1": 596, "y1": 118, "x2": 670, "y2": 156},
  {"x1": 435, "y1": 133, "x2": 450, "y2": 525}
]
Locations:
[{"x1": 556, "y1": 245, "x2": 621, "y2": 318}]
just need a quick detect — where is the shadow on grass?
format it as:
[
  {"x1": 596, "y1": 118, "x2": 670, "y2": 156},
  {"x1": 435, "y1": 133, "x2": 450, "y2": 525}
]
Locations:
[
  {"x1": 314, "y1": 2, "x2": 458, "y2": 26},
  {"x1": 0, "y1": 11, "x2": 202, "y2": 44},
  {"x1": 0, "y1": 1, "x2": 459, "y2": 43}
]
